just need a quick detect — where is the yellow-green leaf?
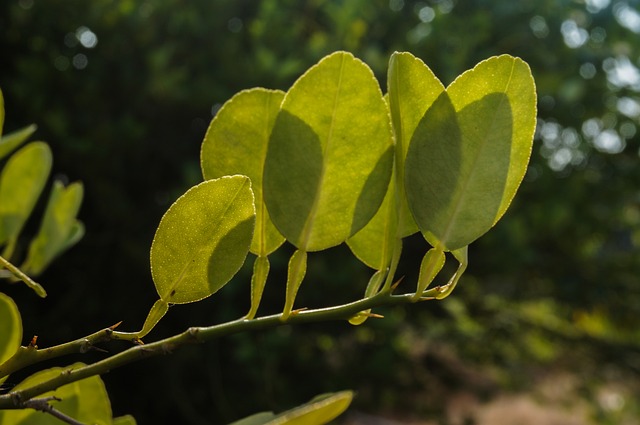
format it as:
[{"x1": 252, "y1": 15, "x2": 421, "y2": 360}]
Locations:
[
  {"x1": 264, "y1": 51, "x2": 393, "y2": 252},
  {"x1": 387, "y1": 52, "x2": 445, "y2": 237},
  {"x1": 0, "y1": 363, "x2": 112, "y2": 425},
  {"x1": 0, "y1": 142, "x2": 52, "y2": 257},
  {"x1": 0, "y1": 124, "x2": 37, "y2": 161},
  {"x1": 21, "y1": 180, "x2": 84, "y2": 276},
  {"x1": 201, "y1": 88, "x2": 286, "y2": 257},
  {"x1": 151, "y1": 175, "x2": 255, "y2": 304},
  {"x1": 405, "y1": 55, "x2": 535, "y2": 251},
  {"x1": 0, "y1": 292, "x2": 22, "y2": 385}
]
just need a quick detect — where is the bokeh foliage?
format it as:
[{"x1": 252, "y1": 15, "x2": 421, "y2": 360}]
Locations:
[{"x1": 1, "y1": 0, "x2": 639, "y2": 423}]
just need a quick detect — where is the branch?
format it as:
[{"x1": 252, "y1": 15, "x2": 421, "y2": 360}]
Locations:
[
  {"x1": 22, "y1": 396, "x2": 88, "y2": 425},
  {"x1": 0, "y1": 288, "x2": 428, "y2": 409},
  {"x1": 0, "y1": 255, "x2": 46, "y2": 298}
]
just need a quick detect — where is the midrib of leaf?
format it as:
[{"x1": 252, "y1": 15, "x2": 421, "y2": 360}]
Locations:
[
  {"x1": 298, "y1": 54, "x2": 347, "y2": 250},
  {"x1": 439, "y1": 61, "x2": 516, "y2": 249},
  {"x1": 162, "y1": 178, "x2": 249, "y2": 298}
]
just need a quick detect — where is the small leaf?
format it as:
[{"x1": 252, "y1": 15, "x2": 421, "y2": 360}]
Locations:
[
  {"x1": 201, "y1": 88, "x2": 286, "y2": 257},
  {"x1": 269, "y1": 390, "x2": 353, "y2": 425},
  {"x1": 0, "y1": 124, "x2": 37, "y2": 161},
  {"x1": 228, "y1": 412, "x2": 276, "y2": 425},
  {"x1": 0, "y1": 292, "x2": 22, "y2": 384},
  {"x1": 21, "y1": 180, "x2": 84, "y2": 276},
  {"x1": 137, "y1": 299, "x2": 169, "y2": 339},
  {"x1": 113, "y1": 415, "x2": 137, "y2": 425},
  {"x1": 247, "y1": 255, "x2": 270, "y2": 319},
  {"x1": 264, "y1": 51, "x2": 393, "y2": 252},
  {"x1": 0, "y1": 142, "x2": 52, "y2": 257},
  {"x1": 151, "y1": 175, "x2": 255, "y2": 304},
  {"x1": 387, "y1": 52, "x2": 445, "y2": 237},
  {"x1": 0, "y1": 363, "x2": 112, "y2": 425},
  {"x1": 405, "y1": 56, "x2": 535, "y2": 251}
]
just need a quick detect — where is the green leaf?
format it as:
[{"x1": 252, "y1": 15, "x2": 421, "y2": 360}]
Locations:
[
  {"x1": 0, "y1": 124, "x2": 37, "y2": 161},
  {"x1": 228, "y1": 391, "x2": 353, "y2": 425},
  {"x1": 405, "y1": 55, "x2": 535, "y2": 251},
  {"x1": 347, "y1": 179, "x2": 397, "y2": 270},
  {"x1": 269, "y1": 391, "x2": 353, "y2": 425},
  {"x1": 264, "y1": 51, "x2": 393, "y2": 252},
  {"x1": 0, "y1": 88, "x2": 4, "y2": 138},
  {"x1": 21, "y1": 180, "x2": 84, "y2": 276},
  {"x1": 0, "y1": 292, "x2": 22, "y2": 384},
  {"x1": 0, "y1": 363, "x2": 112, "y2": 425},
  {"x1": 113, "y1": 415, "x2": 137, "y2": 425},
  {"x1": 150, "y1": 175, "x2": 255, "y2": 304},
  {"x1": 201, "y1": 88, "x2": 286, "y2": 257},
  {"x1": 228, "y1": 412, "x2": 276, "y2": 425},
  {"x1": 387, "y1": 52, "x2": 445, "y2": 237},
  {"x1": 0, "y1": 142, "x2": 52, "y2": 257}
]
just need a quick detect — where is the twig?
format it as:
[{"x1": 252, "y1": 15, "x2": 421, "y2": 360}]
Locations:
[
  {"x1": 0, "y1": 289, "x2": 432, "y2": 409},
  {"x1": 0, "y1": 255, "x2": 47, "y2": 298},
  {"x1": 23, "y1": 396, "x2": 87, "y2": 425}
]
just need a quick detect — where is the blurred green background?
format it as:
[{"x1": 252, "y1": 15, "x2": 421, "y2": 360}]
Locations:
[{"x1": 1, "y1": 0, "x2": 640, "y2": 423}]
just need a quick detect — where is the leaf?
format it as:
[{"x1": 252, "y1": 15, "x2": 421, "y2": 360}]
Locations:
[
  {"x1": 113, "y1": 415, "x2": 138, "y2": 425},
  {"x1": 269, "y1": 390, "x2": 353, "y2": 425},
  {"x1": 0, "y1": 124, "x2": 37, "y2": 161},
  {"x1": 264, "y1": 51, "x2": 393, "y2": 252},
  {"x1": 228, "y1": 391, "x2": 353, "y2": 425},
  {"x1": 0, "y1": 292, "x2": 22, "y2": 384},
  {"x1": 347, "y1": 178, "x2": 397, "y2": 270},
  {"x1": 0, "y1": 363, "x2": 112, "y2": 425},
  {"x1": 0, "y1": 142, "x2": 52, "y2": 257},
  {"x1": 387, "y1": 52, "x2": 445, "y2": 237},
  {"x1": 405, "y1": 55, "x2": 536, "y2": 251},
  {"x1": 201, "y1": 88, "x2": 286, "y2": 257},
  {"x1": 21, "y1": 180, "x2": 84, "y2": 276},
  {"x1": 150, "y1": 175, "x2": 255, "y2": 304}
]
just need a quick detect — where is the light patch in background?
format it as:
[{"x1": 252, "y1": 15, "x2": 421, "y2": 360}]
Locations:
[
  {"x1": 617, "y1": 97, "x2": 640, "y2": 118},
  {"x1": 530, "y1": 16, "x2": 550, "y2": 38},
  {"x1": 603, "y1": 56, "x2": 640, "y2": 90},
  {"x1": 614, "y1": 2, "x2": 640, "y2": 33},
  {"x1": 586, "y1": 0, "x2": 611, "y2": 14},
  {"x1": 561, "y1": 19, "x2": 589, "y2": 48},
  {"x1": 76, "y1": 26, "x2": 98, "y2": 49}
]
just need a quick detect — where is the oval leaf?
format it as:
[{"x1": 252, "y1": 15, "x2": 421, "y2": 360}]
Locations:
[
  {"x1": 0, "y1": 124, "x2": 37, "y2": 161},
  {"x1": 22, "y1": 180, "x2": 84, "y2": 276},
  {"x1": 0, "y1": 142, "x2": 52, "y2": 254},
  {"x1": 151, "y1": 175, "x2": 255, "y2": 304},
  {"x1": 0, "y1": 292, "x2": 22, "y2": 384},
  {"x1": 405, "y1": 56, "x2": 535, "y2": 251},
  {"x1": 0, "y1": 363, "x2": 112, "y2": 425},
  {"x1": 387, "y1": 52, "x2": 445, "y2": 237},
  {"x1": 201, "y1": 88, "x2": 286, "y2": 256},
  {"x1": 269, "y1": 391, "x2": 353, "y2": 425},
  {"x1": 264, "y1": 51, "x2": 393, "y2": 251}
]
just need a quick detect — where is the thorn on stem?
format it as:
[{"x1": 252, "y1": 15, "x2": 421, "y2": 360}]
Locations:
[
  {"x1": 28, "y1": 335, "x2": 38, "y2": 348},
  {"x1": 109, "y1": 321, "x2": 123, "y2": 330},
  {"x1": 390, "y1": 276, "x2": 405, "y2": 292}
]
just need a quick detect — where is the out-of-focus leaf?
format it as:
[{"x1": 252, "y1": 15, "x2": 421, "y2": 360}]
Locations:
[
  {"x1": 387, "y1": 51, "x2": 444, "y2": 237},
  {"x1": 201, "y1": 88, "x2": 286, "y2": 257},
  {"x1": 0, "y1": 363, "x2": 112, "y2": 425},
  {"x1": 405, "y1": 55, "x2": 535, "y2": 251},
  {"x1": 113, "y1": 414, "x2": 137, "y2": 425},
  {"x1": 269, "y1": 390, "x2": 353, "y2": 425},
  {"x1": 227, "y1": 391, "x2": 353, "y2": 425},
  {"x1": 0, "y1": 292, "x2": 22, "y2": 385},
  {"x1": 21, "y1": 180, "x2": 84, "y2": 276},
  {"x1": 0, "y1": 124, "x2": 37, "y2": 161},
  {"x1": 264, "y1": 51, "x2": 393, "y2": 252},
  {"x1": 151, "y1": 175, "x2": 255, "y2": 304},
  {"x1": 0, "y1": 142, "x2": 52, "y2": 257}
]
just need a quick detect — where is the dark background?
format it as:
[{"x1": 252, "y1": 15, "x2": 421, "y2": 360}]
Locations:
[{"x1": 1, "y1": 0, "x2": 640, "y2": 423}]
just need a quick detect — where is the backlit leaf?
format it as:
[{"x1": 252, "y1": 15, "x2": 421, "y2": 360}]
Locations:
[
  {"x1": 269, "y1": 390, "x2": 353, "y2": 425},
  {"x1": 151, "y1": 175, "x2": 255, "y2": 304},
  {"x1": 387, "y1": 52, "x2": 445, "y2": 237},
  {"x1": 0, "y1": 363, "x2": 112, "y2": 425},
  {"x1": 264, "y1": 51, "x2": 393, "y2": 252},
  {"x1": 201, "y1": 88, "x2": 286, "y2": 256},
  {"x1": 0, "y1": 292, "x2": 22, "y2": 385},
  {"x1": 0, "y1": 142, "x2": 52, "y2": 257},
  {"x1": 405, "y1": 55, "x2": 535, "y2": 251},
  {"x1": 0, "y1": 124, "x2": 37, "y2": 161},
  {"x1": 21, "y1": 180, "x2": 84, "y2": 276}
]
